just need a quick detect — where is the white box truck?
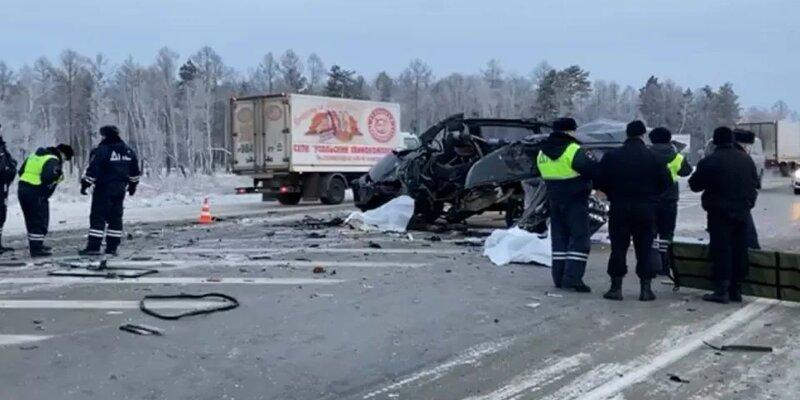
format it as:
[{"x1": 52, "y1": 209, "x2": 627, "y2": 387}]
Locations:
[
  {"x1": 229, "y1": 94, "x2": 402, "y2": 205},
  {"x1": 736, "y1": 120, "x2": 800, "y2": 176}
]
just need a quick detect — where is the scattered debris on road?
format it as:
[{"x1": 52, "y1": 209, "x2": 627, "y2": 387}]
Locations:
[
  {"x1": 313, "y1": 266, "x2": 326, "y2": 274},
  {"x1": 668, "y1": 374, "x2": 690, "y2": 383},
  {"x1": 139, "y1": 293, "x2": 240, "y2": 320},
  {"x1": 525, "y1": 302, "x2": 541, "y2": 309},
  {"x1": 368, "y1": 241, "x2": 382, "y2": 249},
  {"x1": 119, "y1": 323, "x2": 164, "y2": 336},
  {"x1": 545, "y1": 292, "x2": 563, "y2": 298},
  {"x1": 703, "y1": 341, "x2": 773, "y2": 352}
]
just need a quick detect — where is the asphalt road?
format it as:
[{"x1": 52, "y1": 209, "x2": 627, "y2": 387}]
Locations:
[{"x1": 0, "y1": 178, "x2": 798, "y2": 400}]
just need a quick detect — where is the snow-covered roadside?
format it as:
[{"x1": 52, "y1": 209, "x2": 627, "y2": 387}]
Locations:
[{"x1": 2, "y1": 174, "x2": 264, "y2": 238}]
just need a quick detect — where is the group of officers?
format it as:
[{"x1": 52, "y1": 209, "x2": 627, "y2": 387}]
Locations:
[
  {"x1": 537, "y1": 117, "x2": 759, "y2": 304},
  {"x1": 0, "y1": 124, "x2": 140, "y2": 258}
]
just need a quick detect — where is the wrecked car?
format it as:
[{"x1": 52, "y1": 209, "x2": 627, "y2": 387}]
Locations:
[{"x1": 351, "y1": 114, "x2": 547, "y2": 223}]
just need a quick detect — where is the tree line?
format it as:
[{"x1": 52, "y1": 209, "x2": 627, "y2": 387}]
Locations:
[{"x1": 0, "y1": 47, "x2": 794, "y2": 175}]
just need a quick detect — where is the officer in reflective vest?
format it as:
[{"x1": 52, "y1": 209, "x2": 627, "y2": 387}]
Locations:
[
  {"x1": 17, "y1": 144, "x2": 74, "y2": 257},
  {"x1": 648, "y1": 127, "x2": 692, "y2": 275},
  {"x1": 536, "y1": 117, "x2": 598, "y2": 292}
]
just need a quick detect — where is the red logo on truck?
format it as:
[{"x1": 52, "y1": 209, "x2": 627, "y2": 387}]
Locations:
[{"x1": 368, "y1": 108, "x2": 397, "y2": 143}]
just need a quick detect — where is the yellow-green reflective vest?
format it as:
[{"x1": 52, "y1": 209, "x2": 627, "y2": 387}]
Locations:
[
  {"x1": 537, "y1": 142, "x2": 581, "y2": 180},
  {"x1": 667, "y1": 153, "x2": 684, "y2": 183},
  {"x1": 19, "y1": 154, "x2": 58, "y2": 186}
]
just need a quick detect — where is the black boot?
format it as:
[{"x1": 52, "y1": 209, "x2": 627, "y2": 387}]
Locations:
[
  {"x1": 552, "y1": 264, "x2": 564, "y2": 289},
  {"x1": 603, "y1": 277, "x2": 623, "y2": 301},
  {"x1": 565, "y1": 280, "x2": 592, "y2": 293},
  {"x1": 728, "y1": 282, "x2": 743, "y2": 303},
  {"x1": 639, "y1": 279, "x2": 656, "y2": 301},
  {"x1": 29, "y1": 244, "x2": 52, "y2": 258},
  {"x1": 703, "y1": 280, "x2": 730, "y2": 304},
  {"x1": 105, "y1": 247, "x2": 118, "y2": 256},
  {"x1": 78, "y1": 247, "x2": 103, "y2": 256}
]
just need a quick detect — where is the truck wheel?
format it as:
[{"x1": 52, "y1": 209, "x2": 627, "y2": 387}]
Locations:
[
  {"x1": 320, "y1": 175, "x2": 346, "y2": 205},
  {"x1": 277, "y1": 193, "x2": 302, "y2": 205},
  {"x1": 780, "y1": 163, "x2": 790, "y2": 177},
  {"x1": 795, "y1": 188, "x2": 800, "y2": 195}
]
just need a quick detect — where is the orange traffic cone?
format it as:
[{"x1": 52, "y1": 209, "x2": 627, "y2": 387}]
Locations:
[{"x1": 199, "y1": 197, "x2": 213, "y2": 224}]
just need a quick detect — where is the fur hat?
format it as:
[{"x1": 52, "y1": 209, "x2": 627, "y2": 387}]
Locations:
[
  {"x1": 713, "y1": 127, "x2": 734, "y2": 145},
  {"x1": 649, "y1": 127, "x2": 672, "y2": 144},
  {"x1": 552, "y1": 117, "x2": 578, "y2": 132},
  {"x1": 56, "y1": 144, "x2": 74, "y2": 161},
  {"x1": 626, "y1": 120, "x2": 647, "y2": 137},
  {"x1": 100, "y1": 125, "x2": 120, "y2": 137}
]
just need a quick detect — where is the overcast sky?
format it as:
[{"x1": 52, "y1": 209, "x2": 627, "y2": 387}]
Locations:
[{"x1": 1, "y1": 0, "x2": 796, "y2": 110}]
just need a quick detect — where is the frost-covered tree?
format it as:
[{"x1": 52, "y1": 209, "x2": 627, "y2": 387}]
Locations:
[
  {"x1": 255, "y1": 52, "x2": 279, "y2": 93},
  {"x1": 398, "y1": 59, "x2": 433, "y2": 132},
  {"x1": 374, "y1": 71, "x2": 393, "y2": 102},
  {"x1": 306, "y1": 53, "x2": 325, "y2": 94},
  {"x1": 278, "y1": 50, "x2": 306, "y2": 93}
]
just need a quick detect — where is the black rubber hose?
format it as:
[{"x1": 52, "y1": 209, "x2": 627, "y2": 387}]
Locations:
[{"x1": 139, "y1": 292, "x2": 240, "y2": 320}]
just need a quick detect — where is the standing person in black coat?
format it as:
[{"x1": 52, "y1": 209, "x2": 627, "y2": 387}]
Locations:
[
  {"x1": 689, "y1": 127, "x2": 759, "y2": 304},
  {"x1": 648, "y1": 127, "x2": 692, "y2": 274},
  {"x1": 595, "y1": 120, "x2": 672, "y2": 301},
  {"x1": 536, "y1": 117, "x2": 598, "y2": 292},
  {"x1": 78, "y1": 125, "x2": 141, "y2": 256},
  {"x1": 0, "y1": 124, "x2": 18, "y2": 252},
  {"x1": 733, "y1": 128, "x2": 761, "y2": 250}
]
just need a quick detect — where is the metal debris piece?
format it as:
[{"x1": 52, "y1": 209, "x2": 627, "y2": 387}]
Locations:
[
  {"x1": 368, "y1": 241, "x2": 382, "y2": 249},
  {"x1": 525, "y1": 302, "x2": 541, "y2": 309},
  {"x1": 119, "y1": 323, "x2": 163, "y2": 336},
  {"x1": 545, "y1": 292, "x2": 563, "y2": 298},
  {"x1": 313, "y1": 266, "x2": 326, "y2": 274},
  {"x1": 668, "y1": 374, "x2": 689, "y2": 383},
  {"x1": 703, "y1": 341, "x2": 773, "y2": 352}
]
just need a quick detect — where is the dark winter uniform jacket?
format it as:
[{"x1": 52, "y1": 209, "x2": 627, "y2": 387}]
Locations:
[
  {"x1": 18, "y1": 147, "x2": 65, "y2": 197},
  {"x1": 595, "y1": 137, "x2": 672, "y2": 204},
  {"x1": 82, "y1": 135, "x2": 141, "y2": 188},
  {"x1": 689, "y1": 144, "x2": 758, "y2": 215},
  {"x1": 537, "y1": 130, "x2": 597, "y2": 202},
  {"x1": 649, "y1": 143, "x2": 693, "y2": 202},
  {"x1": 0, "y1": 138, "x2": 17, "y2": 186}
]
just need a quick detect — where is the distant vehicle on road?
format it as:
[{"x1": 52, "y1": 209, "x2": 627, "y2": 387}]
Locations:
[
  {"x1": 229, "y1": 94, "x2": 401, "y2": 205},
  {"x1": 736, "y1": 120, "x2": 800, "y2": 177},
  {"x1": 793, "y1": 169, "x2": 800, "y2": 194},
  {"x1": 704, "y1": 137, "x2": 766, "y2": 187}
]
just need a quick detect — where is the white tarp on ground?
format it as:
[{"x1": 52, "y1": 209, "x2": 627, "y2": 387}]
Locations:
[
  {"x1": 483, "y1": 227, "x2": 552, "y2": 266},
  {"x1": 345, "y1": 195, "x2": 415, "y2": 232}
]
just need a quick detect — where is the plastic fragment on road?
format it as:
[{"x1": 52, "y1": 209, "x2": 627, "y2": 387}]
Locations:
[
  {"x1": 483, "y1": 227, "x2": 552, "y2": 266},
  {"x1": 345, "y1": 195, "x2": 415, "y2": 233},
  {"x1": 525, "y1": 302, "x2": 541, "y2": 309}
]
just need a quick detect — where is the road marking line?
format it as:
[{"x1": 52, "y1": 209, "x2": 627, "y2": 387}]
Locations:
[
  {"x1": 0, "y1": 334, "x2": 52, "y2": 347},
  {"x1": 364, "y1": 337, "x2": 516, "y2": 399},
  {"x1": 574, "y1": 298, "x2": 774, "y2": 400},
  {"x1": 0, "y1": 300, "x2": 232, "y2": 309},
  {"x1": 46, "y1": 260, "x2": 426, "y2": 269},
  {"x1": 0, "y1": 277, "x2": 344, "y2": 285},
  {"x1": 158, "y1": 247, "x2": 469, "y2": 255}
]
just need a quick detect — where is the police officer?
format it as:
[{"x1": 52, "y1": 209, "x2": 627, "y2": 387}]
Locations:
[
  {"x1": 0, "y1": 124, "x2": 18, "y2": 252},
  {"x1": 536, "y1": 117, "x2": 597, "y2": 292},
  {"x1": 18, "y1": 143, "x2": 74, "y2": 257},
  {"x1": 689, "y1": 127, "x2": 759, "y2": 303},
  {"x1": 79, "y1": 125, "x2": 141, "y2": 256},
  {"x1": 595, "y1": 120, "x2": 672, "y2": 301},
  {"x1": 733, "y1": 129, "x2": 761, "y2": 249},
  {"x1": 648, "y1": 127, "x2": 692, "y2": 275}
]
